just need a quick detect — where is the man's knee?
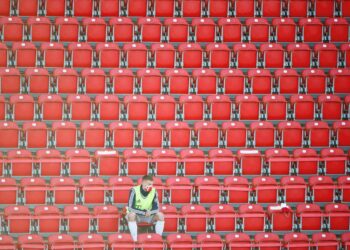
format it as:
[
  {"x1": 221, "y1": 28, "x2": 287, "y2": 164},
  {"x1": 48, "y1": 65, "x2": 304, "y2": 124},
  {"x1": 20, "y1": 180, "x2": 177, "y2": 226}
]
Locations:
[
  {"x1": 127, "y1": 212, "x2": 137, "y2": 221},
  {"x1": 154, "y1": 212, "x2": 164, "y2": 221}
]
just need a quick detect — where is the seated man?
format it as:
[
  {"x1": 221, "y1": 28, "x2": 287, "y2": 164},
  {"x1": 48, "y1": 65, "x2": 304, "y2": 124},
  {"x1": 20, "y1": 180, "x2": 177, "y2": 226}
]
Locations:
[{"x1": 126, "y1": 175, "x2": 164, "y2": 242}]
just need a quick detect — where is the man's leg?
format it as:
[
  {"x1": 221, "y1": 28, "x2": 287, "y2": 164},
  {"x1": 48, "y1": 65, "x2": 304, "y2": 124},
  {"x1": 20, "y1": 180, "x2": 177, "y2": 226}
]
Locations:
[
  {"x1": 127, "y1": 212, "x2": 138, "y2": 242},
  {"x1": 152, "y1": 212, "x2": 165, "y2": 236}
]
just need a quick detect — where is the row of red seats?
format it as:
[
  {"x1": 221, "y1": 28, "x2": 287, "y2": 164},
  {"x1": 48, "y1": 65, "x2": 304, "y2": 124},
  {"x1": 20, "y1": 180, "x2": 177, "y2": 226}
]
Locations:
[
  {"x1": 1, "y1": 16, "x2": 349, "y2": 43},
  {"x1": 1, "y1": 41, "x2": 350, "y2": 69},
  {"x1": 1, "y1": 94, "x2": 349, "y2": 122},
  {"x1": 2, "y1": 0, "x2": 350, "y2": 18},
  {"x1": 1, "y1": 67, "x2": 349, "y2": 95},
  {"x1": 1, "y1": 232, "x2": 350, "y2": 250},
  {"x1": 1, "y1": 175, "x2": 349, "y2": 205},
  {"x1": 0, "y1": 147, "x2": 348, "y2": 176},
  {"x1": 1, "y1": 203, "x2": 349, "y2": 233}
]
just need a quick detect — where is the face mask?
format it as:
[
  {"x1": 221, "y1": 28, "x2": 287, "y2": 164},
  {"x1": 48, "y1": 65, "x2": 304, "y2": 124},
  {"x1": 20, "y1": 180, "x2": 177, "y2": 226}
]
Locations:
[{"x1": 145, "y1": 185, "x2": 153, "y2": 192}]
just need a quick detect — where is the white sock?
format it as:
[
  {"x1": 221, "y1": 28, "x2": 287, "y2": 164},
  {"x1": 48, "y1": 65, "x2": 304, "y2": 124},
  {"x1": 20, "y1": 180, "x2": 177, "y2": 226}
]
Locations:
[
  {"x1": 128, "y1": 221, "x2": 138, "y2": 242},
  {"x1": 155, "y1": 221, "x2": 164, "y2": 236}
]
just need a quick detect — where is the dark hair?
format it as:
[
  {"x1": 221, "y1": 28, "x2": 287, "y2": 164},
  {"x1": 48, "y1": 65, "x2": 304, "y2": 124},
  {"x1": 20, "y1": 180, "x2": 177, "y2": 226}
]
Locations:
[{"x1": 142, "y1": 175, "x2": 154, "y2": 181}]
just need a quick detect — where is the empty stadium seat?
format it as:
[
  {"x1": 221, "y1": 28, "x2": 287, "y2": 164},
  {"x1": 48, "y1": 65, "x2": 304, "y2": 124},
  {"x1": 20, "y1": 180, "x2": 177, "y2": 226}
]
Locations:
[{"x1": 224, "y1": 176, "x2": 250, "y2": 203}]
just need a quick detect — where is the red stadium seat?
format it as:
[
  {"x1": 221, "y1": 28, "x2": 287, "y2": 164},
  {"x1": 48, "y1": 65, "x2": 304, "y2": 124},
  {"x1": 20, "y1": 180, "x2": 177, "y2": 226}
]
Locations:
[
  {"x1": 196, "y1": 233, "x2": 223, "y2": 250},
  {"x1": 4, "y1": 205, "x2": 31, "y2": 233},
  {"x1": 326, "y1": 18, "x2": 349, "y2": 42},
  {"x1": 277, "y1": 121, "x2": 303, "y2": 147},
  {"x1": 55, "y1": 17, "x2": 79, "y2": 42},
  {"x1": 314, "y1": 43, "x2": 339, "y2": 68},
  {"x1": 50, "y1": 177, "x2": 77, "y2": 204},
  {"x1": 110, "y1": 17, "x2": 134, "y2": 42},
  {"x1": 22, "y1": 122, "x2": 48, "y2": 148},
  {"x1": 109, "y1": 122, "x2": 135, "y2": 148},
  {"x1": 254, "y1": 233, "x2": 282, "y2": 250},
  {"x1": 312, "y1": 233, "x2": 339, "y2": 250},
  {"x1": 0, "y1": 0, "x2": 11, "y2": 16},
  {"x1": 237, "y1": 149, "x2": 262, "y2": 175},
  {"x1": 209, "y1": 149, "x2": 235, "y2": 176},
  {"x1": 262, "y1": 95, "x2": 287, "y2": 120},
  {"x1": 99, "y1": 0, "x2": 119, "y2": 16},
  {"x1": 218, "y1": 18, "x2": 242, "y2": 42},
  {"x1": 180, "y1": 149, "x2": 206, "y2": 175},
  {"x1": 94, "y1": 205, "x2": 119, "y2": 233},
  {"x1": 224, "y1": 176, "x2": 250, "y2": 203},
  {"x1": 79, "y1": 177, "x2": 106, "y2": 204},
  {"x1": 25, "y1": 68, "x2": 50, "y2": 94},
  {"x1": 206, "y1": 43, "x2": 231, "y2": 68},
  {"x1": 165, "y1": 121, "x2": 191, "y2": 147},
  {"x1": 82, "y1": 18, "x2": 107, "y2": 42},
  {"x1": 127, "y1": 0, "x2": 148, "y2": 16},
  {"x1": 325, "y1": 203, "x2": 350, "y2": 231},
  {"x1": 138, "y1": 17, "x2": 162, "y2": 42},
  {"x1": 299, "y1": 18, "x2": 324, "y2": 42},
  {"x1": 305, "y1": 121, "x2": 330, "y2": 147},
  {"x1": 166, "y1": 176, "x2": 193, "y2": 204},
  {"x1": 314, "y1": 0, "x2": 336, "y2": 17},
  {"x1": 137, "y1": 121, "x2": 163, "y2": 148},
  {"x1": 333, "y1": 121, "x2": 350, "y2": 146},
  {"x1": 193, "y1": 69, "x2": 217, "y2": 94},
  {"x1": 265, "y1": 148, "x2": 291, "y2": 175},
  {"x1": 45, "y1": 0, "x2": 66, "y2": 16},
  {"x1": 248, "y1": 69, "x2": 273, "y2": 94},
  {"x1": 181, "y1": 0, "x2": 203, "y2": 17},
  {"x1": 167, "y1": 233, "x2": 194, "y2": 249},
  {"x1": 95, "y1": 150, "x2": 120, "y2": 176},
  {"x1": 165, "y1": 69, "x2": 190, "y2": 94},
  {"x1": 341, "y1": 44, "x2": 350, "y2": 67},
  {"x1": 178, "y1": 43, "x2": 203, "y2": 68},
  {"x1": 192, "y1": 18, "x2": 216, "y2": 42},
  {"x1": 225, "y1": 233, "x2": 252, "y2": 250},
  {"x1": 10, "y1": 94, "x2": 35, "y2": 121},
  {"x1": 78, "y1": 234, "x2": 105, "y2": 250},
  {"x1": 208, "y1": 0, "x2": 230, "y2": 17},
  {"x1": 123, "y1": 149, "x2": 149, "y2": 175},
  {"x1": 252, "y1": 176, "x2": 279, "y2": 203},
  {"x1": 181, "y1": 204, "x2": 207, "y2": 232},
  {"x1": 64, "y1": 205, "x2": 91, "y2": 233},
  {"x1": 207, "y1": 95, "x2": 232, "y2": 120},
  {"x1": 164, "y1": 18, "x2": 189, "y2": 42},
  {"x1": 17, "y1": 235, "x2": 45, "y2": 250},
  {"x1": 137, "y1": 68, "x2": 162, "y2": 94},
  {"x1": 0, "y1": 122, "x2": 19, "y2": 148},
  {"x1": 286, "y1": 43, "x2": 312, "y2": 68},
  {"x1": 330, "y1": 68, "x2": 350, "y2": 94},
  {"x1": 246, "y1": 18, "x2": 270, "y2": 42},
  {"x1": 260, "y1": 0, "x2": 282, "y2": 17},
  {"x1": 274, "y1": 69, "x2": 300, "y2": 94},
  {"x1": 66, "y1": 94, "x2": 92, "y2": 121},
  {"x1": 52, "y1": 121, "x2": 77, "y2": 148},
  {"x1": 72, "y1": 0, "x2": 94, "y2": 16},
  {"x1": 81, "y1": 68, "x2": 106, "y2": 94},
  {"x1": 110, "y1": 69, "x2": 134, "y2": 94},
  {"x1": 27, "y1": 17, "x2": 51, "y2": 42},
  {"x1": 8, "y1": 149, "x2": 33, "y2": 176},
  {"x1": 321, "y1": 148, "x2": 347, "y2": 175},
  {"x1": 233, "y1": 43, "x2": 257, "y2": 68},
  {"x1": 0, "y1": 177, "x2": 18, "y2": 204},
  {"x1": 95, "y1": 95, "x2": 120, "y2": 121},
  {"x1": 290, "y1": 94, "x2": 315, "y2": 120},
  {"x1": 309, "y1": 176, "x2": 335, "y2": 202},
  {"x1": 0, "y1": 17, "x2": 24, "y2": 41},
  {"x1": 296, "y1": 203, "x2": 323, "y2": 231},
  {"x1": 0, "y1": 68, "x2": 21, "y2": 94},
  {"x1": 80, "y1": 121, "x2": 106, "y2": 148},
  {"x1": 235, "y1": 95, "x2": 260, "y2": 120},
  {"x1": 65, "y1": 149, "x2": 91, "y2": 176},
  {"x1": 318, "y1": 94, "x2": 342, "y2": 120},
  {"x1": 151, "y1": 95, "x2": 176, "y2": 121},
  {"x1": 108, "y1": 233, "x2": 134, "y2": 250},
  {"x1": 40, "y1": 43, "x2": 65, "y2": 68},
  {"x1": 0, "y1": 235, "x2": 15, "y2": 250},
  {"x1": 154, "y1": 0, "x2": 176, "y2": 17},
  {"x1": 338, "y1": 176, "x2": 350, "y2": 203},
  {"x1": 260, "y1": 43, "x2": 285, "y2": 68},
  {"x1": 123, "y1": 43, "x2": 148, "y2": 68},
  {"x1": 96, "y1": 43, "x2": 120, "y2": 68},
  {"x1": 280, "y1": 176, "x2": 307, "y2": 203},
  {"x1": 34, "y1": 205, "x2": 61, "y2": 233},
  {"x1": 109, "y1": 176, "x2": 134, "y2": 204},
  {"x1": 179, "y1": 95, "x2": 204, "y2": 120},
  {"x1": 302, "y1": 69, "x2": 327, "y2": 94},
  {"x1": 272, "y1": 18, "x2": 297, "y2": 42},
  {"x1": 250, "y1": 121, "x2": 276, "y2": 147},
  {"x1": 194, "y1": 176, "x2": 221, "y2": 203},
  {"x1": 37, "y1": 149, "x2": 63, "y2": 177},
  {"x1": 209, "y1": 204, "x2": 236, "y2": 232},
  {"x1": 238, "y1": 204, "x2": 265, "y2": 231},
  {"x1": 54, "y1": 68, "x2": 79, "y2": 93},
  {"x1": 234, "y1": 0, "x2": 255, "y2": 17},
  {"x1": 152, "y1": 149, "x2": 178, "y2": 176},
  {"x1": 220, "y1": 69, "x2": 245, "y2": 94},
  {"x1": 67, "y1": 43, "x2": 93, "y2": 68},
  {"x1": 12, "y1": 42, "x2": 37, "y2": 67},
  {"x1": 124, "y1": 95, "x2": 149, "y2": 120},
  {"x1": 138, "y1": 234, "x2": 164, "y2": 250},
  {"x1": 342, "y1": 233, "x2": 350, "y2": 250},
  {"x1": 151, "y1": 43, "x2": 176, "y2": 68},
  {"x1": 293, "y1": 148, "x2": 320, "y2": 175},
  {"x1": 283, "y1": 233, "x2": 310, "y2": 250}
]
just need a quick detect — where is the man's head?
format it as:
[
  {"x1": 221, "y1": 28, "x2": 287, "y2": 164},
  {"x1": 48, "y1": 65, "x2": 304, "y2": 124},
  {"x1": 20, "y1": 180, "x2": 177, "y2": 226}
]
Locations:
[{"x1": 141, "y1": 175, "x2": 154, "y2": 192}]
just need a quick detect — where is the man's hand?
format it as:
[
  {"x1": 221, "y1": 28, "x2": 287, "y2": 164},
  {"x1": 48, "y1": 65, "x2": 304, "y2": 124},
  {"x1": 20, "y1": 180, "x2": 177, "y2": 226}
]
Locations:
[{"x1": 145, "y1": 211, "x2": 151, "y2": 217}]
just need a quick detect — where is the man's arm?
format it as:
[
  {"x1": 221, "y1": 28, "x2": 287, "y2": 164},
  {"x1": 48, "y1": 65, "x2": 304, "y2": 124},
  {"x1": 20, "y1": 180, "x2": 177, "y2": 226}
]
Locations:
[
  {"x1": 149, "y1": 191, "x2": 159, "y2": 215},
  {"x1": 128, "y1": 188, "x2": 146, "y2": 216}
]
